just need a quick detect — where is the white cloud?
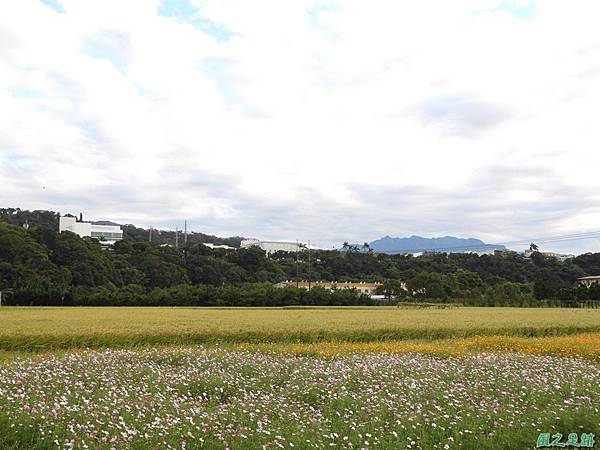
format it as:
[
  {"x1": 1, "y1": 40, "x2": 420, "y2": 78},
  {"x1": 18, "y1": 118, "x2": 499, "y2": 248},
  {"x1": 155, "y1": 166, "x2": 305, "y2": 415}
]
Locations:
[{"x1": 1, "y1": 0, "x2": 600, "y2": 253}]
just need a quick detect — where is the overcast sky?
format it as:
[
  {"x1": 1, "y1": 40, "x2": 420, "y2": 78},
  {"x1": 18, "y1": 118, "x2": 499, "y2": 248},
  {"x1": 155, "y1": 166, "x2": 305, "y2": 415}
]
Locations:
[{"x1": 1, "y1": 0, "x2": 600, "y2": 253}]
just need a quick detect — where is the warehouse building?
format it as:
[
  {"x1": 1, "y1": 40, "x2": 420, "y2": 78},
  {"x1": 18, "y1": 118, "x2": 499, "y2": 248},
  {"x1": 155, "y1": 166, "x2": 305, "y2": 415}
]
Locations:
[
  {"x1": 577, "y1": 276, "x2": 600, "y2": 287},
  {"x1": 59, "y1": 214, "x2": 123, "y2": 246},
  {"x1": 241, "y1": 239, "x2": 312, "y2": 254},
  {"x1": 274, "y1": 280, "x2": 382, "y2": 295}
]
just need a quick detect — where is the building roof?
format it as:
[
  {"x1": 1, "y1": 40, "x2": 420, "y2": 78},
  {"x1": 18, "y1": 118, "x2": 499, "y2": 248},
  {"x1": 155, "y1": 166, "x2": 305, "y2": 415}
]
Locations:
[{"x1": 276, "y1": 280, "x2": 382, "y2": 286}]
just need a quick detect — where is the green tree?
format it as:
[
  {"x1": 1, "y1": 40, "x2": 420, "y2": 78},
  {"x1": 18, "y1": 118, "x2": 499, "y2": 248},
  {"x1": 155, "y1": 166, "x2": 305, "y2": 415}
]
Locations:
[{"x1": 0, "y1": 223, "x2": 70, "y2": 304}]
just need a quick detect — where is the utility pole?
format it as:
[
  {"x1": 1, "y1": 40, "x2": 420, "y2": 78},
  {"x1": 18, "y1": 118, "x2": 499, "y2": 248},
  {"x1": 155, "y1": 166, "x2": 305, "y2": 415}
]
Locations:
[
  {"x1": 184, "y1": 220, "x2": 188, "y2": 245},
  {"x1": 149, "y1": 227, "x2": 153, "y2": 242},
  {"x1": 175, "y1": 228, "x2": 179, "y2": 250}
]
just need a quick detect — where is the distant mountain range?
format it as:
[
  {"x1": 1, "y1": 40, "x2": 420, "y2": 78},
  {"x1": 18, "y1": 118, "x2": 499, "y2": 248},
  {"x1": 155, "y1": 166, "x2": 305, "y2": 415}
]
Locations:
[{"x1": 366, "y1": 235, "x2": 506, "y2": 254}]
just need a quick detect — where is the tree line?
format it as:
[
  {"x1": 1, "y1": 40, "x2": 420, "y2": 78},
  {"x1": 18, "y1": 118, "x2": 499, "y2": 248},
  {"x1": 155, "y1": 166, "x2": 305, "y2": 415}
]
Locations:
[{"x1": 1, "y1": 209, "x2": 600, "y2": 306}]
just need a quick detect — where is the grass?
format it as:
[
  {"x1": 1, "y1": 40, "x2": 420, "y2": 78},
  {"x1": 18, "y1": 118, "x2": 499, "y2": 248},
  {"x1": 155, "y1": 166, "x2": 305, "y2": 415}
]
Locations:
[{"x1": 2, "y1": 306, "x2": 600, "y2": 352}]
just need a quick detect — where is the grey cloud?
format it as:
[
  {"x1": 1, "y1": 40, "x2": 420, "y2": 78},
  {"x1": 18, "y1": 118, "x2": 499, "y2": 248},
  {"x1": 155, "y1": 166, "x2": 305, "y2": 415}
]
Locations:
[
  {"x1": 4, "y1": 159, "x2": 600, "y2": 254},
  {"x1": 339, "y1": 165, "x2": 600, "y2": 252},
  {"x1": 158, "y1": 160, "x2": 243, "y2": 199},
  {"x1": 419, "y1": 93, "x2": 510, "y2": 137},
  {"x1": 200, "y1": 57, "x2": 269, "y2": 118}
]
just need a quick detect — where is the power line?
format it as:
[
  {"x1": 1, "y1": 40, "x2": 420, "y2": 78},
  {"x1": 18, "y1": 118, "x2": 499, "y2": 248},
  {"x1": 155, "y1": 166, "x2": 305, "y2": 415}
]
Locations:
[
  {"x1": 376, "y1": 230, "x2": 600, "y2": 255},
  {"x1": 498, "y1": 231, "x2": 600, "y2": 247}
]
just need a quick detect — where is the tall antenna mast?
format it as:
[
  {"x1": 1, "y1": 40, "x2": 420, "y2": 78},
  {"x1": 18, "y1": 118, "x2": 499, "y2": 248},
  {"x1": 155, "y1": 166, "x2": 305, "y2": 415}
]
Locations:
[
  {"x1": 149, "y1": 227, "x2": 153, "y2": 242},
  {"x1": 175, "y1": 228, "x2": 179, "y2": 250},
  {"x1": 184, "y1": 220, "x2": 188, "y2": 245}
]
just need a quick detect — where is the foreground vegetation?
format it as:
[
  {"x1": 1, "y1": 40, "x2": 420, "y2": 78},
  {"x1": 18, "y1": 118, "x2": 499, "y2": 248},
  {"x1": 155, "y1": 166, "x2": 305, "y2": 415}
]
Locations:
[
  {"x1": 1, "y1": 348, "x2": 599, "y2": 449},
  {"x1": 3, "y1": 307, "x2": 600, "y2": 352},
  {"x1": 1, "y1": 306, "x2": 600, "y2": 449}
]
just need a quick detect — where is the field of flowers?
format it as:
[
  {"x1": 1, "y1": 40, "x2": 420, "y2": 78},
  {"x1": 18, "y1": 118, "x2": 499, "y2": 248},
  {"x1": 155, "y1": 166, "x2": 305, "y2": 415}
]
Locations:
[
  {"x1": 2, "y1": 307, "x2": 600, "y2": 448},
  {"x1": 1, "y1": 348, "x2": 599, "y2": 449},
  {"x1": 244, "y1": 332, "x2": 600, "y2": 359}
]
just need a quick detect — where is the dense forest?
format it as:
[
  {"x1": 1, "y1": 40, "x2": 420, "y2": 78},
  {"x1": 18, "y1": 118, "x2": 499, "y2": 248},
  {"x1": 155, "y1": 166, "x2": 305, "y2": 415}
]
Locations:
[{"x1": 1, "y1": 208, "x2": 600, "y2": 306}]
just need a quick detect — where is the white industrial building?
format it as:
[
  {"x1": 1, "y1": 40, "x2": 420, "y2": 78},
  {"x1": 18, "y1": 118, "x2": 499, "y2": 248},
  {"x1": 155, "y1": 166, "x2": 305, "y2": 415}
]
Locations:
[
  {"x1": 274, "y1": 280, "x2": 384, "y2": 295},
  {"x1": 59, "y1": 214, "x2": 123, "y2": 245},
  {"x1": 240, "y1": 239, "x2": 314, "y2": 254},
  {"x1": 202, "y1": 243, "x2": 236, "y2": 250},
  {"x1": 577, "y1": 276, "x2": 600, "y2": 287}
]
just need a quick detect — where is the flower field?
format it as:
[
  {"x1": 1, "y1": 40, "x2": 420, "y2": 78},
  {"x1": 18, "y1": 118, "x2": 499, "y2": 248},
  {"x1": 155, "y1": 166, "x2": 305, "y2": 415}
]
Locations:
[
  {"x1": 1, "y1": 348, "x2": 600, "y2": 450},
  {"x1": 244, "y1": 332, "x2": 600, "y2": 359},
  {"x1": 2, "y1": 306, "x2": 600, "y2": 449}
]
